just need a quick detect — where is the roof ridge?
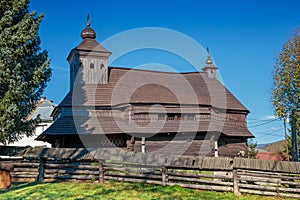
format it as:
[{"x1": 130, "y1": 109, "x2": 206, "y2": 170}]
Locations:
[{"x1": 109, "y1": 66, "x2": 205, "y2": 75}]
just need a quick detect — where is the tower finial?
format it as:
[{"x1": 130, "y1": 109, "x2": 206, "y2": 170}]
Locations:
[
  {"x1": 81, "y1": 14, "x2": 96, "y2": 39},
  {"x1": 87, "y1": 13, "x2": 90, "y2": 27},
  {"x1": 206, "y1": 47, "x2": 213, "y2": 65}
]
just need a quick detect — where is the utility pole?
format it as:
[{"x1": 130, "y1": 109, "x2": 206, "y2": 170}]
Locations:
[{"x1": 291, "y1": 111, "x2": 299, "y2": 162}]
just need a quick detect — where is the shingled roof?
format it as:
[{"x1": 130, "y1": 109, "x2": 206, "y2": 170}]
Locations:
[
  {"x1": 38, "y1": 115, "x2": 253, "y2": 139},
  {"x1": 57, "y1": 67, "x2": 249, "y2": 112}
]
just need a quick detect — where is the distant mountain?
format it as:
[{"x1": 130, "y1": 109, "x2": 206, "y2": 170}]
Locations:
[
  {"x1": 257, "y1": 144, "x2": 268, "y2": 148},
  {"x1": 259, "y1": 140, "x2": 287, "y2": 152}
]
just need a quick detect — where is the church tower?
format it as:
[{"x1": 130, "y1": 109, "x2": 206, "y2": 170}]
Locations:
[
  {"x1": 67, "y1": 18, "x2": 111, "y2": 88},
  {"x1": 202, "y1": 48, "x2": 218, "y2": 78}
]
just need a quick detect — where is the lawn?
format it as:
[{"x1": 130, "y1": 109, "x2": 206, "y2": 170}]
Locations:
[{"x1": 0, "y1": 181, "x2": 296, "y2": 200}]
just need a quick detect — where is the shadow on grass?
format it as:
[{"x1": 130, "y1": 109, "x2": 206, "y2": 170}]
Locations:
[
  {"x1": 0, "y1": 181, "x2": 236, "y2": 200},
  {"x1": 0, "y1": 181, "x2": 59, "y2": 195},
  {"x1": 0, "y1": 182, "x2": 39, "y2": 194}
]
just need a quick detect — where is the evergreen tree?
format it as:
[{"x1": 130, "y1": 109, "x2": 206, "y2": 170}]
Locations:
[
  {"x1": 271, "y1": 28, "x2": 300, "y2": 160},
  {"x1": 247, "y1": 138, "x2": 258, "y2": 158},
  {"x1": 0, "y1": 0, "x2": 51, "y2": 144}
]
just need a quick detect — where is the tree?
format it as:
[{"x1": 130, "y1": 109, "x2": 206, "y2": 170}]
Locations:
[
  {"x1": 271, "y1": 28, "x2": 300, "y2": 161},
  {"x1": 247, "y1": 138, "x2": 258, "y2": 159},
  {"x1": 0, "y1": 0, "x2": 51, "y2": 144}
]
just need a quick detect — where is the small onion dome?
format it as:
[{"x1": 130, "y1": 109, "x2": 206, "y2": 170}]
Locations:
[
  {"x1": 206, "y1": 54, "x2": 213, "y2": 65},
  {"x1": 81, "y1": 23, "x2": 96, "y2": 39}
]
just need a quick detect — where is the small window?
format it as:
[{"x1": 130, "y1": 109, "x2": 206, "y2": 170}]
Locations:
[
  {"x1": 167, "y1": 114, "x2": 181, "y2": 121},
  {"x1": 90, "y1": 63, "x2": 94, "y2": 69},
  {"x1": 100, "y1": 64, "x2": 104, "y2": 69},
  {"x1": 158, "y1": 114, "x2": 166, "y2": 120}
]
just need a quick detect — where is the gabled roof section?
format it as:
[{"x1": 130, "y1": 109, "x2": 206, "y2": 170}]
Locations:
[
  {"x1": 67, "y1": 39, "x2": 111, "y2": 61},
  {"x1": 29, "y1": 98, "x2": 56, "y2": 122},
  {"x1": 57, "y1": 67, "x2": 249, "y2": 112}
]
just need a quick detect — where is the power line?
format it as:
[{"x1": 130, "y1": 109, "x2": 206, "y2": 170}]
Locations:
[
  {"x1": 248, "y1": 118, "x2": 280, "y2": 128},
  {"x1": 252, "y1": 128, "x2": 285, "y2": 139},
  {"x1": 252, "y1": 128, "x2": 284, "y2": 135}
]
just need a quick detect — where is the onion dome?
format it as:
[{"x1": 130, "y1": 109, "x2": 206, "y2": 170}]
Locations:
[
  {"x1": 206, "y1": 54, "x2": 213, "y2": 65},
  {"x1": 81, "y1": 18, "x2": 96, "y2": 39},
  {"x1": 202, "y1": 47, "x2": 218, "y2": 78}
]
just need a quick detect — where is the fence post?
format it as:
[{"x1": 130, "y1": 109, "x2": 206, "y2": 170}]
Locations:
[
  {"x1": 38, "y1": 158, "x2": 45, "y2": 183},
  {"x1": 233, "y1": 168, "x2": 240, "y2": 195},
  {"x1": 99, "y1": 160, "x2": 104, "y2": 184},
  {"x1": 162, "y1": 166, "x2": 167, "y2": 186}
]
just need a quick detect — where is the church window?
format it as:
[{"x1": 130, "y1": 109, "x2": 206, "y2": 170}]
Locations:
[
  {"x1": 90, "y1": 63, "x2": 94, "y2": 69},
  {"x1": 158, "y1": 114, "x2": 166, "y2": 120},
  {"x1": 186, "y1": 114, "x2": 195, "y2": 120}
]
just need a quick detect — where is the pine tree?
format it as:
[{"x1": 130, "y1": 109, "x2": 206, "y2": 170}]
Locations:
[
  {"x1": 247, "y1": 138, "x2": 258, "y2": 158},
  {"x1": 0, "y1": 0, "x2": 51, "y2": 144}
]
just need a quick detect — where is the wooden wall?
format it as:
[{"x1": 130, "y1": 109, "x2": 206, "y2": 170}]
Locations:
[
  {"x1": 132, "y1": 133, "x2": 245, "y2": 157},
  {"x1": 218, "y1": 136, "x2": 248, "y2": 158}
]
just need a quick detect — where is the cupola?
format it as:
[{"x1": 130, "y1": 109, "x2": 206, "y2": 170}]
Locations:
[
  {"x1": 67, "y1": 15, "x2": 111, "y2": 87},
  {"x1": 202, "y1": 48, "x2": 218, "y2": 78}
]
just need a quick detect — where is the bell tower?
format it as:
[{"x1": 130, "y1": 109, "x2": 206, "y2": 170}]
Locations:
[
  {"x1": 67, "y1": 17, "x2": 111, "y2": 88},
  {"x1": 202, "y1": 48, "x2": 218, "y2": 78}
]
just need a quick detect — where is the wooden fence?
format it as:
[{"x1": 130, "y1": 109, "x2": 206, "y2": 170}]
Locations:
[{"x1": 1, "y1": 147, "x2": 300, "y2": 198}]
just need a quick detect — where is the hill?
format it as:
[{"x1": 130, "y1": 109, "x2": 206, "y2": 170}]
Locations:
[{"x1": 260, "y1": 139, "x2": 287, "y2": 152}]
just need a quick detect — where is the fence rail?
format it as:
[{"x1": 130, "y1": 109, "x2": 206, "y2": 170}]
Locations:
[{"x1": 1, "y1": 147, "x2": 300, "y2": 198}]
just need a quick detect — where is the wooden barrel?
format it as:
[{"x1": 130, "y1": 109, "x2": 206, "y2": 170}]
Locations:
[
  {"x1": 0, "y1": 170, "x2": 11, "y2": 189},
  {"x1": 0, "y1": 162, "x2": 13, "y2": 189}
]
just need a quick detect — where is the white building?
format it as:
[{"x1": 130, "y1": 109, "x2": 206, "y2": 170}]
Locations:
[{"x1": 9, "y1": 97, "x2": 56, "y2": 147}]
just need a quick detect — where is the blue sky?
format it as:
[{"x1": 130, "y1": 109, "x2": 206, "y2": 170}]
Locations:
[{"x1": 29, "y1": 0, "x2": 300, "y2": 144}]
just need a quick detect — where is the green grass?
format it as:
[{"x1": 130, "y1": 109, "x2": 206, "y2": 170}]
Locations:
[{"x1": 0, "y1": 181, "x2": 296, "y2": 200}]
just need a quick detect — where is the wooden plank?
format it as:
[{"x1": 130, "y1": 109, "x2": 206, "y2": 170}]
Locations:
[
  {"x1": 12, "y1": 162, "x2": 39, "y2": 167},
  {"x1": 104, "y1": 163, "x2": 161, "y2": 169},
  {"x1": 13, "y1": 168, "x2": 38, "y2": 172},
  {"x1": 239, "y1": 175, "x2": 300, "y2": 186},
  {"x1": 44, "y1": 169, "x2": 99, "y2": 175},
  {"x1": 11, "y1": 172, "x2": 38, "y2": 175},
  {"x1": 239, "y1": 189, "x2": 300, "y2": 199},
  {"x1": 167, "y1": 182, "x2": 233, "y2": 192},
  {"x1": 234, "y1": 158, "x2": 300, "y2": 174},
  {"x1": 167, "y1": 171, "x2": 232, "y2": 180},
  {"x1": 168, "y1": 175, "x2": 233, "y2": 186},
  {"x1": 44, "y1": 174, "x2": 97, "y2": 180},
  {"x1": 238, "y1": 171, "x2": 300, "y2": 181},
  {"x1": 239, "y1": 183, "x2": 300, "y2": 193},
  {"x1": 11, "y1": 174, "x2": 38, "y2": 178},
  {"x1": 105, "y1": 172, "x2": 161, "y2": 180},
  {"x1": 162, "y1": 166, "x2": 167, "y2": 186},
  {"x1": 38, "y1": 158, "x2": 44, "y2": 182},
  {"x1": 104, "y1": 175, "x2": 162, "y2": 185},
  {"x1": 233, "y1": 169, "x2": 240, "y2": 195},
  {"x1": 105, "y1": 167, "x2": 159, "y2": 174},
  {"x1": 238, "y1": 175, "x2": 280, "y2": 184},
  {"x1": 45, "y1": 163, "x2": 98, "y2": 170},
  {"x1": 99, "y1": 161, "x2": 104, "y2": 184},
  {"x1": 0, "y1": 162, "x2": 13, "y2": 171}
]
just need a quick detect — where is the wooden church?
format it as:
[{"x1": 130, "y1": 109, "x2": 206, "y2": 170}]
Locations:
[{"x1": 37, "y1": 21, "x2": 253, "y2": 158}]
